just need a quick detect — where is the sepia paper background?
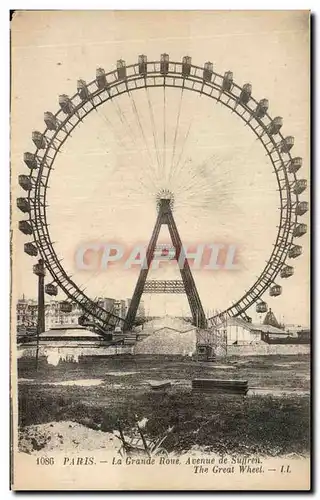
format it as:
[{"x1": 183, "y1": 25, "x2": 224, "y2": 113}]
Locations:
[{"x1": 11, "y1": 10, "x2": 310, "y2": 490}]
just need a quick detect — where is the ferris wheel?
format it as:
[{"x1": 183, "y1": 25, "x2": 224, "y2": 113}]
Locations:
[{"x1": 17, "y1": 54, "x2": 308, "y2": 331}]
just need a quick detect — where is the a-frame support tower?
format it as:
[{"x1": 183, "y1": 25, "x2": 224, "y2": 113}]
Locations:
[{"x1": 124, "y1": 198, "x2": 207, "y2": 331}]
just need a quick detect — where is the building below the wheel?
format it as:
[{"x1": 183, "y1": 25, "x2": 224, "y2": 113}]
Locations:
[
  {"x1": 17, "y1": 326, "x2": 133, "y2": 366},
  {"x1": 218, "y1": 317, "x2": 285, "y2": 345}
]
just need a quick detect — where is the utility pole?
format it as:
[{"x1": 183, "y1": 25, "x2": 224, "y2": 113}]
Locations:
[{"x1": 33, "y1": 259, "x2": 46, "y2": 370}]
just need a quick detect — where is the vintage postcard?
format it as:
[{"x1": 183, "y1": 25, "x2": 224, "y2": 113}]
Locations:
[{"x1": 10, "y1": 10, "x2": 310, "y2": 490}]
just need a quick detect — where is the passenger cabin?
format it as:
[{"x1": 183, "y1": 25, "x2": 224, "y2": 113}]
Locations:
[
  {"x1": 117, "y1": 60, "x2": 126, "y2": 80},
  {"x1": 280, "y1": 136, "x2": 294, "y2": 153},
  {"x1": 268, "y1": 116, "x2": 283, "y2": 135},
  {"x1": 296, "y1": 201, "x2": 308, "y2": 216},
  {"x1": 255, "y1": 98, "x2": 269, "y2": 118},
  {"x1": 32, "y1": 131, "x2": 47, "y2": 149},
  {"x1": 77, "y1": 79, "x2": 89, "y2": 100},
  {"x1": 203, "y1": 61, "x2": 213, "y2": 82},
  {"x1": 18, "y1": 175, "x2": 32, "y2": 192},
  {"x1": 96, "y1": 68, "x2": 107, "y2": 89},
  {"x1": 293, "y1": 223, "x2": 307, "y2": 238},
  {"x1": 292, "y1": 179, "x2": 307, "y2": 195},
  {"x1": 59, "y1": 95, "x2": 74, "y2": 115},
  {"x1": 24, "y1": 242, "x2": 38, "y2": 256},
  {"x1": 256, "y1": 301, "x2": 268, "y2": 314},
  {"x1": 222, "y1": 71, "x2": 233, "y2": 91},
  {"x1": 24, "y1": 152, "x2": 38, "y2": 169},
  {"x1": 44, "y1": 112, "x2": 58, "y2": 130},
  {"x1": 45, "y1": 284, "x2": 58, "y2": 296},
  {"x1": 17, "y1": 198, "x2": 30, "y2": 213},
  {"x1": 33, "y1": 262, "x2": 46, "y2": 277},
  {"x1": 60, "y1": 301, "x2": 73, "y2": 313},
  {"x1": 182, "y1": 56, "x2": 191, "y2": 77},
  {"x1": 138, "y1": 54, "x2": 147, "y2": 75},
  {"x1": 280, "y1": 265, "x2": 294, "y2": 278},
  {"x1": 288, "y1": 245, "x2": 302, "y2": 259},
  {"x1": 288, "y1": 157, "x2": 302, "y2": 174},
  {"x1": 269, "y1": 284, "x2": 282, "y2": 297},
  {"x1": 160, "y1": 53, "x2": 169, "y2": 75},
  {"x1": 19, "y1": 220, "x2": 33, "y2": 235},
  {"x1": 239, "y1": 83, "x2": 252, "y2": 105}
]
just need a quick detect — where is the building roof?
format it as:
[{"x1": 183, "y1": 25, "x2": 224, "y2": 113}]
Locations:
[
  {"x1": 224, "y1": 317, "x2": 286, "y2": 335},
  {"x1": 38, "y1": 327, "x2": 103, "y2": 339},
  {"x1": 263, "y1": 308, "x2": 281, "y2": 328},
  {"x1": 251, "y1": 324, "x2": 287, "y2": 335},
  {"x1": 142, "y1": 316, "x2": 194, "y2": 334}
]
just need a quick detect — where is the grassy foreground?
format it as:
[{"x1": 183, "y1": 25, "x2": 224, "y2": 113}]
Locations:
[
  {"x1": 19, "y1": 385, "x2": 309, "y2": 456},
  {"x1": 18, "y1": 354, "x2": 310, "y2": 457}
]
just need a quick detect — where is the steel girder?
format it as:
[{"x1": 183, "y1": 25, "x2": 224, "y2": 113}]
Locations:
[
  {"x1": 144, "y1": 280, "x2": 185, "y2": 294},
  {"x1": 125, "y1": 198, "x2": 207, "y2": 330}
]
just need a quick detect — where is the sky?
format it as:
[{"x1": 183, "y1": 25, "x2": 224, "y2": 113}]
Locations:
[{"x1": 11, "y1": 10, "x2": 310, "y2": 325}]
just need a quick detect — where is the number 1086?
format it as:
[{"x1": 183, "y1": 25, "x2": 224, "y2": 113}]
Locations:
[{"x1": 36, "y1": 457, "x2": 55, "y2": 465}]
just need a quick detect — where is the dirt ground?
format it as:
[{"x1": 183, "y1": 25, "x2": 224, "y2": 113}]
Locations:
[
  {"x1": 19, "y1": 421, "x2": 119, "y2": 454},
  {"x1": 17, "y1": 354, "x2": 310, "y2": 457}
]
